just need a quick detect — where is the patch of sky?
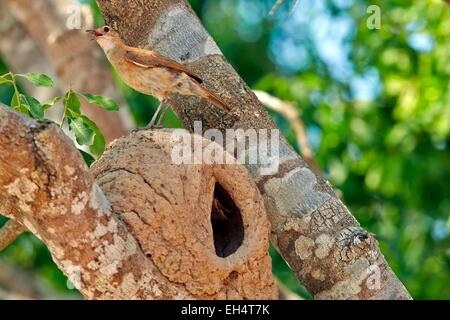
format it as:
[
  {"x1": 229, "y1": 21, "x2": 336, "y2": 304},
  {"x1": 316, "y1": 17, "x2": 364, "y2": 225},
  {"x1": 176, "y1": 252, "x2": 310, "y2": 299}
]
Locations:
[
  {"x1": 309, "y1": 90, "x2": 322, "y2": 106},
  {"x1": 310, "y1": 13, "x2": 355, "y2": 81},
  {"x1": 235, "y1": 0, "x2": 265, "y2": 42},
  {"x1": 307, "y1": 124, "x2": 322, "y2": 151},
  {"x1": 268, "y1": 0, "x2": 356, "y2": 80},
  {"x1": 350, "y1": 67, "x2": 382, "y2": 101},
  {"x1": 332, "y1": 0, "x2": 355, "y2": 10},
  {"x1": 347, "y1": 142, "x2": 362, "y2": 161},
  {"x1": 405, "y1": 21, "x2": 427, "y2": 32},
  {"x1": 267, "y1": 0, "x2": 323, "y2": 73},
  {"x1": 269, "y1": 37, "x2": 311, "y2": 73},
  {"x1": 407, "y1": 32, "x2": 435, "y2": 53},
  {"x1": 432, "y1": 219, "x2": 449, "y2": 241},
  {"x1": 432, "y1": 140, "x2": 447, "y2": 151}
]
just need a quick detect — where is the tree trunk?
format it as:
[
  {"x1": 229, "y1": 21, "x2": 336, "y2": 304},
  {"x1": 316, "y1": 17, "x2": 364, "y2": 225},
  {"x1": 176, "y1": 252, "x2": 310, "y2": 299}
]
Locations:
[{"x1": 96, "y1": 0, "x2": 411, "y2": 299}]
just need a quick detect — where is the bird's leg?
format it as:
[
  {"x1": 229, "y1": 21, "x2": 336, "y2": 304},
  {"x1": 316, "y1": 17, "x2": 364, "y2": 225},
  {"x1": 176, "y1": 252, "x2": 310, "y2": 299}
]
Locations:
[
  {"x1": 148, "y1": 99, "x2": 166, "y2": 128},
  {"x1": 156, "y1": 99, "x2": 171, "y2": 128}
]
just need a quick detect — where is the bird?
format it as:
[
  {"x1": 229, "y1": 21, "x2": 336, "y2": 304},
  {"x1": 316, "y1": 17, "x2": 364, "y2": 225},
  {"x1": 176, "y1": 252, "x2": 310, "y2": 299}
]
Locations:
[{"x1": 87, "y1": 26, "x2": 231, "y2": 128}]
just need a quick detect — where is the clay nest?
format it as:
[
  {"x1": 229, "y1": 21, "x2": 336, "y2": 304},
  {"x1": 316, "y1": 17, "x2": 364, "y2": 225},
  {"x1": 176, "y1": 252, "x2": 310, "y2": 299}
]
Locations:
[{"x1": 91, "y1": 129, "x2": 277, "y2": 299}]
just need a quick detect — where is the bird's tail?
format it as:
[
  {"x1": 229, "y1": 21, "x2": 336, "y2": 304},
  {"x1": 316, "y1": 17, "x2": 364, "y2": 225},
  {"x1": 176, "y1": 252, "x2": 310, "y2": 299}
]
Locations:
[{"x1": 199, "y1": 85, "x2": 232, "y2": 111}]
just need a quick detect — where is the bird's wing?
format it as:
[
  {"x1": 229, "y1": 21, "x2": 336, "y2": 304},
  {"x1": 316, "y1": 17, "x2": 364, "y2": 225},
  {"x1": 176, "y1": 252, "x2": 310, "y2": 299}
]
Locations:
[{"x1": 124, "y1": 48, "x2": 203, "y2": 83}]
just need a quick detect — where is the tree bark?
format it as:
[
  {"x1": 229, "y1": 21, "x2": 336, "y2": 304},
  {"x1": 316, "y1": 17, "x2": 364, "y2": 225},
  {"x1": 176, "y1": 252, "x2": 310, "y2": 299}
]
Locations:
[
  {"x1": 95, "y1": 0, "x2": 411, "y2": 299},
  {"x1": 2, "y1": 0, "x2": 133, "y2": 143},
  {"x1": 0, "y1": 220, "x2": 26, "y2": 251},
  {"x1": 0, "y1": 104, "x2": 276, "y2": 299},
  {"x1": 0, "y1": 104, "x2": 161, "y2": 299}
]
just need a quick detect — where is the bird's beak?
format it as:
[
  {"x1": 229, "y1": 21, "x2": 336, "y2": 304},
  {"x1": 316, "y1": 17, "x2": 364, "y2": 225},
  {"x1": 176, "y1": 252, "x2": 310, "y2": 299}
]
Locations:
[{"x1": 86, "y1": 29, "x2": 103, "y2": 39}]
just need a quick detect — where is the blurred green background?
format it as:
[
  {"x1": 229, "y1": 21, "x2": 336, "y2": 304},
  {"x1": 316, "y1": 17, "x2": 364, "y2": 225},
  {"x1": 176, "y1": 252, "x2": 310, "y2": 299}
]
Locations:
[{"x1": 0, "y1": 0, "x2": 449, "y2": 299}]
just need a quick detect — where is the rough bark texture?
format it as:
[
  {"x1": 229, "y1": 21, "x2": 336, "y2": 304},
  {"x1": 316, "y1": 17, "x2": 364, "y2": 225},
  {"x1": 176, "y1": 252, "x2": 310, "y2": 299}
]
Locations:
[
  {"x1": 0, "y1": 104, "x2": 159, "y2": 299},
  {"x1": 92, "y1": 129, "x2": 277, "y2": 299},
  {"x1": 96, "y1": 0, "x2": 411, "y2": 299},
  {"x1": 0, "y1": 104, "x2": 276, "y2": 299},
  {"x1": 2, "y1": 0, "x2": 133, "y2": 142}
]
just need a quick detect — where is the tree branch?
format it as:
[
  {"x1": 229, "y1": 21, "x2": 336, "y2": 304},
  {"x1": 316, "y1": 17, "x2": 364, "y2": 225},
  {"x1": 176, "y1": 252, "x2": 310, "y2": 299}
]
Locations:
[
  {"x1": 270, "y1": 0, "x2": 300, "y2": 16},
  {"x1": 254, "y1": 90, "x2": 321, "y2": 175},
  {"x1": 95, "y1": 0, "x2": 411, "y2": 299},
  {"x1": 0, "y1": 220, "x2": 26, "y2": 252}
]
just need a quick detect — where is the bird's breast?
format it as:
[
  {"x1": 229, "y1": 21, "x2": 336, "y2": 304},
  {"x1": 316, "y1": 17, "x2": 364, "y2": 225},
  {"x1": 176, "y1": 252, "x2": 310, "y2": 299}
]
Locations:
[{"x1": 116, "y1": 62, "x2": 177, "y2": 100}]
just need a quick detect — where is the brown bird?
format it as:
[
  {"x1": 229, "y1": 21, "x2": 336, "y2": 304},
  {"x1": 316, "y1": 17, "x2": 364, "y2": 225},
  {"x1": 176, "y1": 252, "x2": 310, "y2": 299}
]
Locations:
[{"x1": 87, "y1": 26, "x2": 230, "y2": 127}]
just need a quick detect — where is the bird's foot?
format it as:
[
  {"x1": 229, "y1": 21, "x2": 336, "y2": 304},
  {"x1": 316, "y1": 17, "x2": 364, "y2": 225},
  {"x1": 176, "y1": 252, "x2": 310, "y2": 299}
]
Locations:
[
  {"x1": 131, "y1": 127, "x2": 150, "y2": 133},
  {"x1": 132, "y1": 123, "x2": 165, "y2": 131}
]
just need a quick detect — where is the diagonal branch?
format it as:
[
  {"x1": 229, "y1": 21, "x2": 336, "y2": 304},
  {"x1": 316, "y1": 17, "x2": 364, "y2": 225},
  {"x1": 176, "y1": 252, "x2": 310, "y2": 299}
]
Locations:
[
  {"x1": 0, "y1": 220, "x2": 26, "y2": 251},
  {"x1": 270, "y1": 0, "x2": 285, "y2": 15},
  {"x1": 270, "y1": 0, "x2": 300, "y2": 16},
  {"x1": 254, "y1": 90, "x2": 321, "y2": 175}
]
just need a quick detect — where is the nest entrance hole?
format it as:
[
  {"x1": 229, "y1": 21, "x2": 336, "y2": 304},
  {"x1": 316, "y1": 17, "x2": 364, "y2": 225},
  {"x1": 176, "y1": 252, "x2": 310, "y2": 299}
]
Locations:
[{"x1": 211, "y1": 183, "x2": 244, "y2": 258}]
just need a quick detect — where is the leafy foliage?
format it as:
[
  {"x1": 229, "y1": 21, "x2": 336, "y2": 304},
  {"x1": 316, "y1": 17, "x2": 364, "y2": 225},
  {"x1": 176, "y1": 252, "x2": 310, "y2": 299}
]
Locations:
[
  {"x1": 68, "y1": 117, "x2": 95, "y2": 146},
  {"x1": 80, "y1": 93, "x2": 120, "y2": 111},
  {"x1": 0, "y1": 72, "x2": 118, "y2": 157},
  {"x1": 0, "y1": 68, "x2": 118, "y2": 298},
  {"x1": 16, "y1": 73, "x2": 55, "y2": 87}
]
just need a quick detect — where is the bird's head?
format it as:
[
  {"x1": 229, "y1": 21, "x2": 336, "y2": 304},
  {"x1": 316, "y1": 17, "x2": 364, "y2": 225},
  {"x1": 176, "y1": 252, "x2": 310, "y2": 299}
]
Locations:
[{"x1": 86, "y1": 26, "x2": 121, "y2": 53}]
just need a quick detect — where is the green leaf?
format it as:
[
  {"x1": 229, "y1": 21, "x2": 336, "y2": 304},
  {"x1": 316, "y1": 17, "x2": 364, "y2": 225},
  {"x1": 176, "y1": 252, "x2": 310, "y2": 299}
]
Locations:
[
  {"x1": 68, "y1": 117, "x2": 95, "y2": 146},
  {"x1": 68, "y1": 115, "x2": 105, "y2": 155},
  {"x1": 21, "y1": 94, "x2": 44, "y2": 119},
  {"x1": 10, "y1": 92, "x2": 19, "y2": 110},
  {"x1": 64, "y1": 90, "x2": 81, "y2": 116},
  {"x1": 79, "y1": 149, "x2": 95, "y2": 167},
  {"x1": 80, "y1": 93, "x2": 120, "y2": 111},
  {"x1": 0, "y1": 76, "x2": 11, "y2": 85},
  {"x1": 81, "y1": 116, "x2": 106, "y2": 155},
  {"x1": 43, "y1": 96, "x2": 61, "y2": 110},
  {"x1": 10, "y1": 93, "x2": 28, "y2": 114},
  {"x1": 17, "y1": 73, "x2": 54, "y2": 87}
]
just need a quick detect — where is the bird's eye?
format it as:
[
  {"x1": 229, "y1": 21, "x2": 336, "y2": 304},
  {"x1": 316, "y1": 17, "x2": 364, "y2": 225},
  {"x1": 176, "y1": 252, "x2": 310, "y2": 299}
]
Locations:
[{"x1": 103, "y1": 26, "x2": 110, "y2": 33}]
